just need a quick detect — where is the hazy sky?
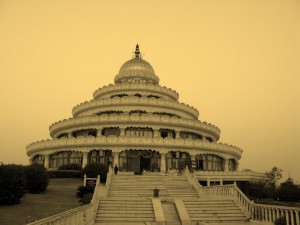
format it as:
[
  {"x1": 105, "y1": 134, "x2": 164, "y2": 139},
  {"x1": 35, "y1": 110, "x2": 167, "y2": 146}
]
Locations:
[{"x1": 0, "y1": 0, "x2": 299, "y2": 181}]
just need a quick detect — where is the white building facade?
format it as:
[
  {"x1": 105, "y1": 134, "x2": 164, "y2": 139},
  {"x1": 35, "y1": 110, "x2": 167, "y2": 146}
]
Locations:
[{"x1": 26, "y1": 45, "x2": 265, "y2": 185}]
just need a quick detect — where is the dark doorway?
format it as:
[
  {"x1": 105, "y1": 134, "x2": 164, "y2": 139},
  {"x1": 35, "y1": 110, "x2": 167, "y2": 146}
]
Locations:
[{"x1": 140, "y1": 156, "x2": 150, "y2": 172}]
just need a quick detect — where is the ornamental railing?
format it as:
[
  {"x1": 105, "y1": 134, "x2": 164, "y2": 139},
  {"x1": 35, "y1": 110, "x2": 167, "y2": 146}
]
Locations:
[
  {"x1": 104, "y1": 166, "x2": 113, "y2": 197},
  {"x1": 27, "y1": 175, "x2": 101, "y2": 225},
  {"x1": 195, "y1": 183, "x2": 300, "y2": 225}
]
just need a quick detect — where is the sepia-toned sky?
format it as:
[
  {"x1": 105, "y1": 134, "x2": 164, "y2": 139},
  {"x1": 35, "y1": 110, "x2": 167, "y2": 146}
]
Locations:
[{"x1": 0, "y1": 0, "x2": 299, "y2": 181}]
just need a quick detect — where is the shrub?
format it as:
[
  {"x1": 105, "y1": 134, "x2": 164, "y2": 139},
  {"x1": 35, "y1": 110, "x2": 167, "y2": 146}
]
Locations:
[
  {"x1": 274, "y1": 216, "x2": 286, "y2": 225},
  {"x1": 76, "y1": 185, "x2": 95, "y2": 205},
  {"x1": 24, "y1": 164, "x2": 49, "y2": 193},
  {"x1": 47, "y1": 170, "x2": 82, "y2": 178},
  {"x1": 0, "y1": 163, "x2": 26, "y2": 205},
  {"x1": 58, "y1": 163, "x2": 82, "y2": 171},
  {"x1": 82, "y1": 163, "x2": 108, "y2": 183}
]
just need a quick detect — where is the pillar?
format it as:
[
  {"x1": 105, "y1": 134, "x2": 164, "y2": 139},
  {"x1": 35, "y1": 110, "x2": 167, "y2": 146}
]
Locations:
[
  {"x1": 191, "y1": 154, "x2": 196, "y2": 170},
  {"x1": 160, "y1": 153, "x2": 166, "y2": 173},
  {"x1": 120, "y1": 127, "x2": 126, "y2": 136},
  {"x1": 224, "y1": 158, "x2": 229, "y2": 172},
  {"x1": 202, "y1": 136, "x2": 206, "y2": 141},
  {"x1": 97, "y1": 129, "x2": 102, "y2": 137},
  {"x1": 68, "y1": 132, "x2": 73, "y2": 138},
  {"x1": 113, "y1": 152, "x2": 119, "y2": 167},
  {"x1": 220, "y1": 179, "x2": 223, "y2": 185},
  {"x1": 175, "y1": 130, "x2": 181, "y2": 139},
  {"x1": 235, "y1": 161, "x2": 239, "y2": 171},
  {"x1": 82, "y1": 152, "x2": 88, "y2": 168},
  {"x1": 153, "y1": 129, "x2": 160, "y2": 137},
  {"x1": 44, "y1": 155, "x2": 50, "y2": 169},
  {"x1": 207, "y1": 178, "x2": 210, "y2": 187}
]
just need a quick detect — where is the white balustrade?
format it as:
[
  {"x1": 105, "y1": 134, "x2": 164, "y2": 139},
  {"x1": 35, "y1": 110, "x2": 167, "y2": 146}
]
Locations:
[
  {"x1": 195, "y1": 182, "x2": 300, "y2": 225},
  {"x1": 27, "y1": 175, "x2": 102, "y2": 225}
]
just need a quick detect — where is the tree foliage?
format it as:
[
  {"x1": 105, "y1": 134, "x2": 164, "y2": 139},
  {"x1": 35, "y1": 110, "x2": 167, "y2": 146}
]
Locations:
[
  {"x1": 266, "y1": 167, "x2": 283, "y2": 184},
  {"x1": 0, "y1": 163, "x2": 26, "y2": 205},
  {"x1": 276, "y1": 178, "x2": 300, "y2": 202},
  {"x1": 24, "y1": 164, "x2": 49, "y2": 193},
  {"x1": 82, "y1": 163, "x2": 108, "y2": 183}
]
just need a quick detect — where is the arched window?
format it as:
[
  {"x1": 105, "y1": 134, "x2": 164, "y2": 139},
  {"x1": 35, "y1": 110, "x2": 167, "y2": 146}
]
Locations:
[
  {"x1": 166, "y1": 151, "x2": 190, "y2": 170},
  {"x1": 195, "y1": 154, "x2": 223, "y2": 171},
  {"x1": 228, "y1": 159, "x2": 236, "y2": 171},
  {"x1": 73, "y1": 129, "x2": 97, "y2": 138},
  {"x1": 125, "y1": 127, "x2": 153, "y2": 137},
  {"x1": 49, "y1": 151, "x2": 82, "y2": 169},
  {"x1": 102, "y1": 127, "x2": 120, "y2": 137},
  {"x1": 180, "y1": 131, "x2": 201, "y2": 139},
  {"x1": 159, "y1": 129, "x2": 175, "y2": 139},
  {"x1": 32, "y1": 155, "x2": 44, "y2": 165},
  {"x1": 88, "y1": 150, "x2": 112, "y2": 166}
]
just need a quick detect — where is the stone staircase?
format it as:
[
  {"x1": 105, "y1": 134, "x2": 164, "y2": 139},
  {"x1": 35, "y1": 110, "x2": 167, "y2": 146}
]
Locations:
[
  {"x1": 108, "y1": 173, "x2": 198, "y2": 198},
  {"x1": 95, "y1": 173, "x2": 250, "y2": 224},
  {"x1": 184, "y1": 198, "x2": 250, "y2": 224}
]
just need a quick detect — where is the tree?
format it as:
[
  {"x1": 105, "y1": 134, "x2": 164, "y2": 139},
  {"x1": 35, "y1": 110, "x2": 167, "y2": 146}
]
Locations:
[
  {"x1": 265, "y1": 167, "x2": 283, "y2": 184},
  {"x1": 276, "y1": 178, "x2": 300, "y2": 202}
]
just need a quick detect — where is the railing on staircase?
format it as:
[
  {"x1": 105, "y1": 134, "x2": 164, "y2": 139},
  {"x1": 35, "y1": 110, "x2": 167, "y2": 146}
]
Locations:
[
  {"x1": 192, "y1": 180, "x2": 300, "y2": 225},
  {"x1": 183, "y1": 167, "x2": 202, "y2": 197},
  {"x1": 27, "y1": 175, "x2": 101, "y2": 225},
  {"x1": 104, "y1": 166, "x2": 113, "y2": 197}
]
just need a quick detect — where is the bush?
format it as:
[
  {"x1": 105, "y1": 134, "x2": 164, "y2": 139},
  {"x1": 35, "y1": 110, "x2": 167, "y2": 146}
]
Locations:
[
  {"x1": 47, "y1": 170, "x2": 82, "y2": 178},
  {"x1": 274, "y1": 217, "x2": 286, "y2": 225},
  {"x1": 76, "y1": 185, "x2": 95, "y2": 205},
  {"x1": 58, "y1": 163, "x2": 82, "y2": 171},
  {"x1": 82, "y1": 163, "x2": 108, "y2": 183},
  {"x1": 276, "y1": 178, "x2": 300, "y2": 202},
  {"x1": 0, "y1": 163, "x2": 26, "y2": 205},
  {"x1": 24, "y1": 164, "x2": 49, "y2": 193}
]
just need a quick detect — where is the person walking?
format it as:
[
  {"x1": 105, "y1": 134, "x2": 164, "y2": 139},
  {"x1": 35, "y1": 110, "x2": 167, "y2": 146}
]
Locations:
[{"x1": 114, "y1": 164, "x2": 119, "y2": 175}]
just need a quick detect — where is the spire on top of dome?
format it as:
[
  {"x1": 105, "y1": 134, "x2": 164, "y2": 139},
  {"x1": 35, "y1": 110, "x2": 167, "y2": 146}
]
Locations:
[{"x1": 134, "y1": 44, "x2": 141, "y2": 58}]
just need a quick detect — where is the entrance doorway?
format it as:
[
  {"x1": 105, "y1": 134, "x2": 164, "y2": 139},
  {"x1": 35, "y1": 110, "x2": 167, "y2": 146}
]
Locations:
[{"x1": 119, "y1": 150, "x2": 160, "y2": 172}]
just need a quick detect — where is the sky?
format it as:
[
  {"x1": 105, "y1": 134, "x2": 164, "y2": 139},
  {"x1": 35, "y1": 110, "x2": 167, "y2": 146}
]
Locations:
[{"x1": 0, "y1": 0, "x2": 299, "y2": 182}]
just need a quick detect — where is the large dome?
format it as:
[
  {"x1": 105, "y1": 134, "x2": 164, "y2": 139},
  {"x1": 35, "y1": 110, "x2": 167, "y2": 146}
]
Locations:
[{"x1": 114, "y1": 45, "x2": 160, "y2": 85}]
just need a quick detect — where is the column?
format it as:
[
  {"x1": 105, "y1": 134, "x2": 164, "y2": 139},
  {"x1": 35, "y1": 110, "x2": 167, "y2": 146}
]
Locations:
[
  {"x1": 44, "y1": 155, "x2": 50, "y2": 169},
  {"x1": 235, "y1": 161, "x2": 240, "y2": 171},
  {"x1": 207, "y1": 178, "x2": 210, "y2": 187},
  {"x1": 220, "y1": 179, "x2": 223, "y2": 185},
  {"x1": 82, "y1": 152, "x2": 88, "y2": 168},
  {"x1": 191, "y1": 154, "x2": 196, "y2": 170},
  {"x1": 153, "y1": 129, "x2": 160, "y2": 137},
  {"x1": 113, "y1": 152, "x2": 119, "y2": 167},
  {"x1": 175, "y1": 130, "x2": 181, "y2": 139},
  {"x1": 97, "y1": 129, "x2": 102, "y2": 137},
  {"x1": 120, "y1": 127, "x2": 126, "y2": 136},
  {"x1": 160, "y1": 153, "x2": 166, "y2": 173},
  {"x1": 224, "y1": 158, "x2": 229, "y2": 172},
  {"x1": 68, "y1": 132, "x2": 73, "y2": 138},
  {"x1": 202, "y1": 136, "x2": 206, "y2": 141}
]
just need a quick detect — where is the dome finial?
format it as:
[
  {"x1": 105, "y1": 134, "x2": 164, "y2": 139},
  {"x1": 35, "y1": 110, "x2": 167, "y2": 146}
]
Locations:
[{"x1": 134, "y1": 44, "x2": 140, "y2": 58}]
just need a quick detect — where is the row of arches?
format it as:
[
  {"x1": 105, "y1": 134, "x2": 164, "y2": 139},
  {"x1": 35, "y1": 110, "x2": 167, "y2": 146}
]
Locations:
[
  {"x1": 57, "y1": 127, "x2": 214, "y2": 142},
  {"x1": 110, "y1": 93, "x2": 161, "y2": 99},
  {"x1": 32, "y1": 150, "x2": 237, "y2": 172},
  {"x1": 94, "y1": 110, "x2": 181, "y2": 118}
]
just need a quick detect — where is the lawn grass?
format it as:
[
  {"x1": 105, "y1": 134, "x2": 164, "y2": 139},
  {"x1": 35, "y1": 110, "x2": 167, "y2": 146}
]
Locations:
[{"x1": 0, "y1": 178, "x2": 82, "y2": 225}]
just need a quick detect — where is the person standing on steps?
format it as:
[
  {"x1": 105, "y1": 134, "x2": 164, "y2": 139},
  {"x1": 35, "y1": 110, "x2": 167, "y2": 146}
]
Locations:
[{"x1": 114, "y1": 164, "x2": 119, "y2": 175}]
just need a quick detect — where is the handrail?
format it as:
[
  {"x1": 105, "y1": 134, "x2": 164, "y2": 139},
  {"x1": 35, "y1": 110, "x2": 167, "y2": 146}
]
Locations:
[
  {"x1": 27, "y1": 175, "x2": 101, "y2": 225},
  {"x1": 183, "y1": 166, "x2": 202, "y2": 197},
  {"x1": 105, "y1": 166, "x2": 113, "y2": 197},
  {"x1": 198, "y1": 183, "x2": 300, "y2": 225}
]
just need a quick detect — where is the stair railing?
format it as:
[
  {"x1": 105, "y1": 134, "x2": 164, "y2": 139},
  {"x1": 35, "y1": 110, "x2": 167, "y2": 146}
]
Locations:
[
  {"x1": 198, "y1": 183, "x2": 300, "y2": 225},
  {"x1": 27, "y1": 175, "x2": 101, "y2": 225},
  {"x1": 183, "y1": 166, "x2": 202, "y2": 197},
  {"x1": 104, "y1": 166, "x2": 113, "y2": 197},
  {"x1": 232, "y1": 184, "x2": 300, "y2": 225}
]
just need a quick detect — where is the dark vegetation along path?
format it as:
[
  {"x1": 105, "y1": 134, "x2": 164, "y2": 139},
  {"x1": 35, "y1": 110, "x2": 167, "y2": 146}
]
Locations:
[{"x1": 0, "y1": 178, "x2": 82, "y2": 225}]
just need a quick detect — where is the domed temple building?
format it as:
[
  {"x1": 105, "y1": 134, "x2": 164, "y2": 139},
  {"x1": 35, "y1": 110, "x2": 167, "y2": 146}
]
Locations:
[{"x1": 26, "y1": 45, "x2": 265, "y2": 185}]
